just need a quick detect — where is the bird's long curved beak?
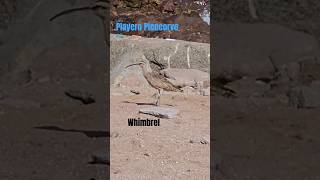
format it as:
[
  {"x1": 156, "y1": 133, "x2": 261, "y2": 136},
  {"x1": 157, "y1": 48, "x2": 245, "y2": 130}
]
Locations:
[{"x1": 125, "y1": 63, "x2": 140, "y2": 68}]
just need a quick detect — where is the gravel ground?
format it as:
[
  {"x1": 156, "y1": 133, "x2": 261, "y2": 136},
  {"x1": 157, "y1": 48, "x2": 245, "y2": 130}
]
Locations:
[{"x1": 110, "y1": 87, "x2": 210, "y2": 179}]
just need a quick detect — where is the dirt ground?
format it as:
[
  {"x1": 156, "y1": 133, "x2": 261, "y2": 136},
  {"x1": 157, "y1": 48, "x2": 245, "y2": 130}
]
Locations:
[
  {"x1": 110, "y1": 87, "x2": 210, "y2": 180},
  {"x1": 0, "y1": 5, "x2": 108, "y2": 178},
  {"x1": 0, "y1": 83, "x2": 108, "y2": 180},
  {"x1": 213, "y1": 96, "x2": 320, "y2": 180}
]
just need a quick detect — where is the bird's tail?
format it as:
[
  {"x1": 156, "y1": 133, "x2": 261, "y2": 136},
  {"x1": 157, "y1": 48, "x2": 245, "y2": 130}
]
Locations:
[{"x1": 174, "y1": 86, "x2": 183, "y2": 92}]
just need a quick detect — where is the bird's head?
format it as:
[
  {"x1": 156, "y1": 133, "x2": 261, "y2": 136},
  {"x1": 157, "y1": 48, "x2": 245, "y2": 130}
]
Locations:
[{"x1": 125, "y1": 55, "x2": 148, "y2": 68}]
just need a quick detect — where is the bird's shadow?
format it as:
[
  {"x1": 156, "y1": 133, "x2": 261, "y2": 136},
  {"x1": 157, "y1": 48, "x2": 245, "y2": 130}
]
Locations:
[
  {"x1": 122, "y1": 101, "x2": 173, "y2": 106},
  {"x1": 34, "y1": 126, "x2": 109, "y2": 138}
]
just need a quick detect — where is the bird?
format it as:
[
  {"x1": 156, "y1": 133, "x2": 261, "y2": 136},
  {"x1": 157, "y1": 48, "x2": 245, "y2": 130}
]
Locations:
[{"x1": 125, "y1": 55, "x2": 182, "y2": 106}]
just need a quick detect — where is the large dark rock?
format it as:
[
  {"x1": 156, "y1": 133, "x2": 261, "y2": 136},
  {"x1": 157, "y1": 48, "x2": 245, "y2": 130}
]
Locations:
[
  {"x1": 111, "y1": 0, "x2": 210, "y2": 43},
  {"x1": 213, "y1": 23, "x2": 320, "y2": 81},
  {"x1": 287, "y1": 81, "x2": 320, "y2": 108}
]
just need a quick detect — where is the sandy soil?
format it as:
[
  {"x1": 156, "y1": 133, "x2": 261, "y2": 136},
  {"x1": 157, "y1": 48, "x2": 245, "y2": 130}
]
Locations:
[
  {"x1": 213, "y1": 97, "x2": 320, "y2": 180},
  {"x1": 110, "y1": 87, "x2": 210, "y2": 180},
  {"x1": 0, "y1": 83, "x2": 108, "y2": 180}
]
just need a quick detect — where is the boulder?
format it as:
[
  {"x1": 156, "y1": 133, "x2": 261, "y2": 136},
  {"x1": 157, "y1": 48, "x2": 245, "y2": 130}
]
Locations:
[
  {"x1": 161, "y1": 68, "x2": 209, "y2": 88},
  {"x1": 213, "y1": 23, "x2": 320, "y2": 80},
  {"x1": 226, "y1": 77, "x2": 269, "y2": 98},
  {"x1": 287, "y1": 81, "x2": 320, "y2": 108},
  {"x1": 139, "y1": 106, "x2": 179, "y2": 118},
  {"x1": 110, "y1": 34, "x2": 210, "y2": 84}
]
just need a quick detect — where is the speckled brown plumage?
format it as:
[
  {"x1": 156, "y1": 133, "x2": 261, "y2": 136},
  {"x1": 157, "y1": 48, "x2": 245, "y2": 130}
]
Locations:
[
  {"x1": 143, "y1": 71, "x2": 182, "y2": 92},
  {"x1": 126, "y1": 55, "x2": 182, "y2": 106}
]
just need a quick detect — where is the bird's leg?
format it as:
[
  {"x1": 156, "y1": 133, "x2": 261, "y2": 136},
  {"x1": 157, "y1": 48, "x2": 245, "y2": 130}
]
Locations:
[
  {"x1": 159, "y1": 89, "x2": 163, "y2": 105},
  {"x1": 155, "y1": 89, "x2": 161, "y2": 106}
]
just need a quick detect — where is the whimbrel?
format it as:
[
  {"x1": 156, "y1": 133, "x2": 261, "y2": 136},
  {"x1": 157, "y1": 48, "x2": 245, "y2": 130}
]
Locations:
[{"x1": 126, "y1": 55, "x2": 182, "y2": 106}]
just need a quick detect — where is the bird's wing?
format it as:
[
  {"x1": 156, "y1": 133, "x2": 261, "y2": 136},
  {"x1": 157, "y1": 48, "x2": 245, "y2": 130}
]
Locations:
[{"x1": 149, "y1": 72, "x2": 182, "y2": 92}]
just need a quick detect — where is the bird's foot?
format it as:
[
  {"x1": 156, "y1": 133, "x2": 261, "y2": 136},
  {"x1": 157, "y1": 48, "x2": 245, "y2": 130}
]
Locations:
[{"x1": 155, "y1": 100, "x2": 160, "y2": 106}]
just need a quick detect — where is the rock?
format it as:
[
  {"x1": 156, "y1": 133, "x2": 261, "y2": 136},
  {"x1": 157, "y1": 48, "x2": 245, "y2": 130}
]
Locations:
[
  {"x1": 65, "y1": 90, "x2": 95, "y2": 105},
  {"x1": 274, "y1": 58, "x2": 320, "y2": 86},
  {"x1": 139, "y1": 106, "x2": 179, "y2": 118},
  {"x1": 181, "y1": 86, "x2": 198, "y2": 95},
  {"x1": 287, "y1": 81, "x2": 320, "y2": 108},
  {"x1": 112, "y1": 0, "x2": 120, "y2": 6},
  {"x1": 212, "y1": 81, "x2": 236, "y2": 97},
  {"x1": 110, "y1": 34, "x2": 210, "y2": 84},
  {"x1": 226, "y1": 77, "x2": 269, "y2": 97},
  {"x1": 299, "y1": 58, "x2": 320, "y2": 84},
  {"x1": 90, "y1": 154, "x2": 109, "y2": 165},
  {"x1": 114, "y1": 66, "x2": 210, "y2": 96},
  {"x1": 199, "y1": 6, "x2": 210, "y2": 25},
  {"x1": 115, "y1": 72, "x2": 147, "y2": 88},
  {"x1": 189, "y1": 137, "x2": 210, "y2": 144},
  {"x1": 285, "y1": 62, "x2": 301, "y2": 81},
  {"x1": 110, "y1": 132, "x2": 120, "y2": 138},
  {"x1": 130, "y1": 89, "x2": 140, "y2": 95},
  {"x1": 37, "y1": 76, "x2": 50, "y2": 83},
  {"x1": 201, "y1": 87, "x2": 210, "y2": 96},
  {"x1": 124, "y1": 0, "x2": 142, "y2": 8},
  {"x1": 213, "y1": 23, "x2": 320, "y2": 79},
  {"x1": 161, "y1": 68, "x2": 209, "y2": 88},
  {"x1": 163, "y1": 0, "x2": 175, "y2": 13},
  {"x1": 150, "y1": 0, "x2": 161, "y2": 5},
  {"x1": 110, "y1": 2, "x2": 209, "y2": 43}
]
